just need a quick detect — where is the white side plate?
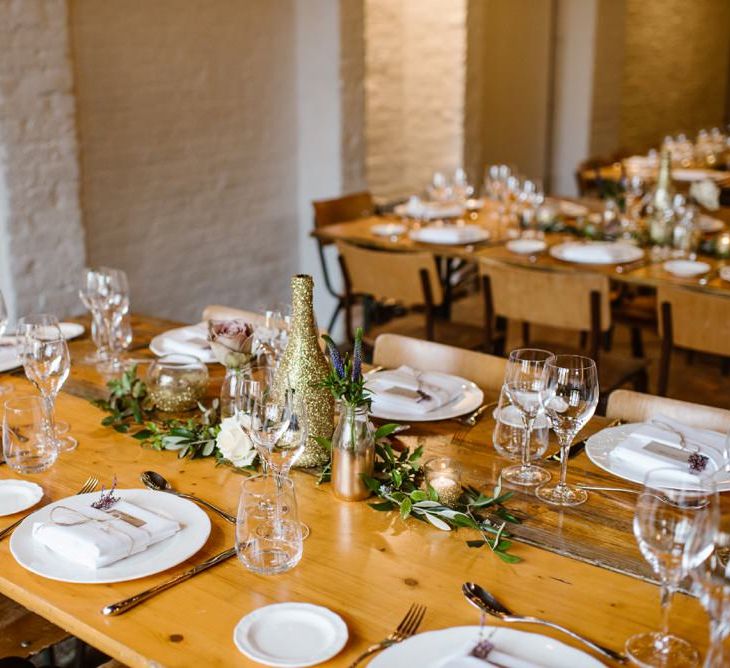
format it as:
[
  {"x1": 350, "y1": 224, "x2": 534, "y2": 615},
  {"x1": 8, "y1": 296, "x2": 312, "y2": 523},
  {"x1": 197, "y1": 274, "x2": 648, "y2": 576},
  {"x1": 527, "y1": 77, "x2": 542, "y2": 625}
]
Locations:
[
  {"x1": 233, "y1": 603, "x2": 348, "y2": 667},
  {"x1": 10, "y1": 488, "x2": 211, "y2": 583},
  {"x1": 0, "y1": 480, "x2": 44, "y2": 516}
]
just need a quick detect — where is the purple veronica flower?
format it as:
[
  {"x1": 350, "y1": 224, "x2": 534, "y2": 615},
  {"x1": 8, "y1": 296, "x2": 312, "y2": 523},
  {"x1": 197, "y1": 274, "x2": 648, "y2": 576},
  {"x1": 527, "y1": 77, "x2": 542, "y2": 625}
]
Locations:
[{"x1": 323, "y1": 335, "x2": 345, "y2": 379}]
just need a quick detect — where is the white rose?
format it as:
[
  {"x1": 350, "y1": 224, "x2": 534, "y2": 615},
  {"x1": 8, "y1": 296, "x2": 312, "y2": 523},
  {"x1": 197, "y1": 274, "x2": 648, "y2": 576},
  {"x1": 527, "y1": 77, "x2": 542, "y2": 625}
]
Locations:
[
  {"x1": 689, "y1": 179, "x2": 720, "y2": 211},
  {"x1": 216, "y1": 416, "x2": 257, "y2": 468}
]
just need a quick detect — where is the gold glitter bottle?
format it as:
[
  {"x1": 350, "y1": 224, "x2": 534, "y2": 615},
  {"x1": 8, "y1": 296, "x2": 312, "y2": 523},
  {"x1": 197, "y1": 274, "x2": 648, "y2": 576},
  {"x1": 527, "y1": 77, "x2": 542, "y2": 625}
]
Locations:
[{"x1": 274, "y1": 275, "x2": 333, "y2": 467}]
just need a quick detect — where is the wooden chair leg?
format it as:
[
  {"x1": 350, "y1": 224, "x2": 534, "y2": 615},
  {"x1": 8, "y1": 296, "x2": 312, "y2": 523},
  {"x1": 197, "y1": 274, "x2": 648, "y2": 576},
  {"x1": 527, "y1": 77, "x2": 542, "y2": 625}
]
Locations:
[
  {"x1": 521, "y1": 322, "x2": 530, "y2": 346},
  {"x1": 630, "y1": 326, "x2": 644, "y2": 358},
  {"x1": 633, "y1": 368, "x2": 649, "y2": 393},
  {"x1": 579, "y1": 331, "x2": 588, "y2": 349},
  {"x1": 658, "y1": 301, "x2": 672, "y2": 397},
  {"x1": 603, "y1": 327, "x2": 613, "y2": 352},
  {"x1": 337, "y1": 255, "x2": 354, "y2": 345}
]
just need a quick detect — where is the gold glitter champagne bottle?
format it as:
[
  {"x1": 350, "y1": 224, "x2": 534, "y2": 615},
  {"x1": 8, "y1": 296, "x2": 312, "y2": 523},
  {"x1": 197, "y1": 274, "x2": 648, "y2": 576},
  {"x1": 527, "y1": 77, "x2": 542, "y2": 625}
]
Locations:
[{"x1": 273, "y1": 275, "x2": 333, "y2": 467}]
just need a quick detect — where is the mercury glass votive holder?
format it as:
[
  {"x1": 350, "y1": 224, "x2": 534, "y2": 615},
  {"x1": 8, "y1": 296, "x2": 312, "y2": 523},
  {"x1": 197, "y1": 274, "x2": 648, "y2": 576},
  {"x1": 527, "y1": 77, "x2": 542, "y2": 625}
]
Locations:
[
  {"x1": 424, "y1": 457, "x2": 462, "y2": 507},
  {"x1": 146, "y1": 354, "x2": 209, "y2": 412}
]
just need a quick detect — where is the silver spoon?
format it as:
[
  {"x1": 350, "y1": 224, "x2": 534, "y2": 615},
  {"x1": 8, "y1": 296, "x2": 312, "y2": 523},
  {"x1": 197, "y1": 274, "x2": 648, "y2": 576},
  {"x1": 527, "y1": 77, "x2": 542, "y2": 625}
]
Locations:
[
  {"x1": 140, "y1": 471, "x2": 236, "y2": 523},
  {"x1": 462, "y1": 582, "x2": 626, "y2": 663}
]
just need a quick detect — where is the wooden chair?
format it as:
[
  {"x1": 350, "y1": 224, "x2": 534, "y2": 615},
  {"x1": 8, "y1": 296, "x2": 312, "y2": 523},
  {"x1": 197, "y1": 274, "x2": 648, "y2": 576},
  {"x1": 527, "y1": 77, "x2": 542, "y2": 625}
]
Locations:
[
  {"x1": 312, "y1": 192, "x2": 375, "y2": 332},
  {"x1": 373, "y1": 333, "x2": 506, "y2": 392},
  {"x1": 337, "y1": 242, "x2": 484, "y2": 350},
  {"x1": 574, "y1": 154, "x2": 625, "y2": 198},
  {"x1": 606, "y1": 389, "x2": 730, "y2": 433},
  {"x1": 479, "y1": 262, "x2": 648, "y2": 399},
  {"x1": 657, "y1": 286, "x2": 730, "y2": 396},
  {"x1": 0, "y1": 595, "x2": 68, "y2": 663}
]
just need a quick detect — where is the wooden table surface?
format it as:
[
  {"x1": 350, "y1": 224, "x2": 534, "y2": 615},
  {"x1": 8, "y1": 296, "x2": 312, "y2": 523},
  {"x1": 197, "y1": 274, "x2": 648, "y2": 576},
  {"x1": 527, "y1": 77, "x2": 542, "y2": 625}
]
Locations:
[
  {"x1": 0, "y1": 318, "x2": 716, "y2": 667},
  {"x1": 313, "y1": 203, "x2": 730, "y2": 297}
]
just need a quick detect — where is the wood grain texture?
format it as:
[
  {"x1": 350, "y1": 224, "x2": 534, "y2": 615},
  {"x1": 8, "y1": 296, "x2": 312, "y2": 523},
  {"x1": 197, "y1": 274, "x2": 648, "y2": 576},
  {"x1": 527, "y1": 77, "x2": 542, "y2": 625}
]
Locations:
[{"x1": 0, "y1": 318, "x2": 717, "y2": 667}]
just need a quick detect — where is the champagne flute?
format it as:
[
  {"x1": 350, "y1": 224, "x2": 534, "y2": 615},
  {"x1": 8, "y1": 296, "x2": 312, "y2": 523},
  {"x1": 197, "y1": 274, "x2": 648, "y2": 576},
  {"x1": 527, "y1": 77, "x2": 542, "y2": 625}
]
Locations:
[
  {"x1": 537, "y1": 355, "x2": 599, "y2": 506},
  {"x1": 626, "y1": 469, "x2": 717, "y2": 668},
  {"x1": 500, "y1": 349, "x2": 554, "y2": 486},
  {"x1": 0, "y1": 289, "x2": 11, "y2": 394},
  {"x1": 17, "y1": 315, "x2": 76, "y2": 452}
]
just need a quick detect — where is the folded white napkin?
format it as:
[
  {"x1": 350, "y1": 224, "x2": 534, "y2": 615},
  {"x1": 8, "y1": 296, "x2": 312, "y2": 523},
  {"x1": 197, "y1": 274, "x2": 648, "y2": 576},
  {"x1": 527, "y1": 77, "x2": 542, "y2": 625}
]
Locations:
[
  {"x1": 157, "y1": 323, "x2": 213, "y2": 361},
  {"x1": 33, "y1": 499, "x2": 181, "y2": 569},
  {"x1": 610, "y1": 414, "x2": 726, "y2": 478},
  {"x1": 438, "y1": 641, "x2": 541, "y2": 668},
  {"x1": 398, "y1": 197, "x2": 464, "y2": 220},
  {"x1": 414, "y1": 225, "x2": 485, "y2": 245},
  {"x1": 368, "y1": 366, "x2": 463, "y2": 415}
]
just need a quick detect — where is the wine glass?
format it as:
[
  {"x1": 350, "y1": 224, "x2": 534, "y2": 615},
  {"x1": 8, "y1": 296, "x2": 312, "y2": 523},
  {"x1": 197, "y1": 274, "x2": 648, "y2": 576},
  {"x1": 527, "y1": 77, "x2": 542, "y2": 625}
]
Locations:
[
  {"x1": 500, "y1": 349, "x2": 554, "y2": 486},
  {"x1": 685, "y1": 496, "x2": 730, "y2": 667},
  {"x1": 0, "y1": 289, "x2": 11, "y2": 394},
  {"x1": 626, "y1": 469, "x2": 717, "y2": 668},
  {"x1": 79, "y1": 268, "x2": 110, "y2": 365},
  {"x1": 3, "y1": 395, "x2": 58, "y2": 473},
  {"x1": 17, "y1": 314, "x2": 76, "y2": 452},
  {"x1": 267, "y1": 390, "x2": 307, "y2": 478},
  {"x1": 537, "y1": 355, "x2": 599, "y2": 506}
]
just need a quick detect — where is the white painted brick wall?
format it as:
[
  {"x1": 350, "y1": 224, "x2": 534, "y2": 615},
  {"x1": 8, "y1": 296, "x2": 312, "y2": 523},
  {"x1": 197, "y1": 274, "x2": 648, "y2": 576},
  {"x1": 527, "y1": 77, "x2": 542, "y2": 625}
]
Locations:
[
  {"x1": 0, "y1": 0, "x2": 85, "y2": 321},
  {"x1": 70, "y1": 1, "x2": 300, "y2": 324},
  {"x1": 364, "y1": 0, "x2": 466, "y2": 200}
]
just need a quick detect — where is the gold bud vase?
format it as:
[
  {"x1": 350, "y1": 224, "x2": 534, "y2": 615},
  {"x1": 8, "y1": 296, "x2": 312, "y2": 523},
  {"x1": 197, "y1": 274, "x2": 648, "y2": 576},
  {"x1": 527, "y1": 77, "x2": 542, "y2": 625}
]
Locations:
[{"x1": 273, "y1": 274, "x2": 334, "y2": 467}]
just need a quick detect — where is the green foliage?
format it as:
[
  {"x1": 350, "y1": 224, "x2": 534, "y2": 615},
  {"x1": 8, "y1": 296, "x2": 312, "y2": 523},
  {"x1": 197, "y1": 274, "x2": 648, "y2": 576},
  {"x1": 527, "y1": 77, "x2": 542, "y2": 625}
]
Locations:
[
  {"x1": 92, "y1": 365, "x2": 154, "y2": 432},
  {"x1": 319, "y1": 328, "x2": 371, "y2": 408}
]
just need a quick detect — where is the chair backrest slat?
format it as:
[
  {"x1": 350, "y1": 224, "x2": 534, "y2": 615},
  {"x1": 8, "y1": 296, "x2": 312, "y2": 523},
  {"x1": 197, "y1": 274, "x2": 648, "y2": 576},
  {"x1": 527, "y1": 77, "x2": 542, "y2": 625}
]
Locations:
[
  {"x1": 657, "y1": 285, "x2": 730, "y2": 357},
  {"x1": 313, "y1": 192, "x2": 374, "y2": 230},
  {"x1": 373, "y1": 333, "x2": 506, "y2": 392},
  {"x1": 337, "y1": 242, "x2": 443, "y2": 306}
]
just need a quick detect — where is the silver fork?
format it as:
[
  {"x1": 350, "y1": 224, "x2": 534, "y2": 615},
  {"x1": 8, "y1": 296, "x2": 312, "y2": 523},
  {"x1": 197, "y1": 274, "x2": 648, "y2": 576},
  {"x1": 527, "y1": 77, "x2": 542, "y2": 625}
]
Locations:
[
  {"x1": 0, "y1": 476, "x2": 99, "y2": 541},
  {"x1": 348, "y1": 603, "x2": 426, "y2": 667},
  {"x1": 457, "y1": 401, "x2": 497, "y2": 427}
]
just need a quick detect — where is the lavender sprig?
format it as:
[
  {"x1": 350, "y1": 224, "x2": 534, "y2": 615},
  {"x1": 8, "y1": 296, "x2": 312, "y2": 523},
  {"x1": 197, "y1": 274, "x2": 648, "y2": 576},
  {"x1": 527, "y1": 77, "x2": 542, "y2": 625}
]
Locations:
[
  {"x1": 91, "y1": 475, "x2": 120, "y2": 510},
  {"x1": 688, "y1": 452, "x2": 709, "y2": 474},
  {"x1": 319, "y1": 329, "x2": 370, "y2": 408},
  {"x1": 322, "y1": 335, "x2": 345, "y2": 379}
]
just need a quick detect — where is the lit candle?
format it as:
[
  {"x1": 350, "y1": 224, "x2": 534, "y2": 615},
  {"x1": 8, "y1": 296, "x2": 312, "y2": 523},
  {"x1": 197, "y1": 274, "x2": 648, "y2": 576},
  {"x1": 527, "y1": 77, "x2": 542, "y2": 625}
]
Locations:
[{"x1": 425, "y1": 457, "x2": 462, "y2": 507}]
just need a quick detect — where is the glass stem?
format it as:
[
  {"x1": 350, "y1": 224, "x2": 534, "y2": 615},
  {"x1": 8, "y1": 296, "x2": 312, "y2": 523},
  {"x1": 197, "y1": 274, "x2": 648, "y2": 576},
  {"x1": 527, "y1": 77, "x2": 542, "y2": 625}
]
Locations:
[
  {"x1": 705, "y1": 618, "x2": 725, "y2": 668},
  {"x1": 521, "y1": 416, "x2": 535, "y2": 469},
  {"x1": 42, "y1": 393, "x2": 56, "y2": 446},
  {"x1": 657, "y1": 583, "x2": 674, "y2": 652},
  {"x1": 557, "y1": 432, "x2": 574, "y2": 489}
]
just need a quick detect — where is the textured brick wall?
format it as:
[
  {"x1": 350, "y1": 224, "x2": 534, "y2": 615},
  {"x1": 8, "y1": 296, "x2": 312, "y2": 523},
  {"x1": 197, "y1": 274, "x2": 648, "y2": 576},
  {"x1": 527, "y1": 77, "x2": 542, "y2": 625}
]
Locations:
[
  {"x1": 70, "y1": 0, "x2": 299, "y2": 323},
  {"x1": 620, "y1": 0, "x2": 730, "y2": 152},
  {"x1": 364, "y1": 0, "x2": 466, "y2": 200},
  {"x1": 0, "y1": 0, "x2": 85, "y2": 320}
]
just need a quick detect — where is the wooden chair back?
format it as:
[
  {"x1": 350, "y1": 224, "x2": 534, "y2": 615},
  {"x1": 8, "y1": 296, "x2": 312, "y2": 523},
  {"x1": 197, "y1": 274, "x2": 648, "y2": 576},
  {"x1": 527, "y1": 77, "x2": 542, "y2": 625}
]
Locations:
[
  {"x1": 480, "y1": 262, "x2": 611, "y2": 357},
  {"x1": 657, "y1": 286, "x2": 730, "y2": 357},
  {"x1": 313, "y1": 191, "x2": 374, "y2": 240},
  {"x1": 337, "y1": 242, "x2": 443, "y2": 306},
  {"x1": 606, "y1": 389, "x2": 730, "y2": 433},
  {"x1": 373, "y1": 333, "x2": 506, "y2": 392}
]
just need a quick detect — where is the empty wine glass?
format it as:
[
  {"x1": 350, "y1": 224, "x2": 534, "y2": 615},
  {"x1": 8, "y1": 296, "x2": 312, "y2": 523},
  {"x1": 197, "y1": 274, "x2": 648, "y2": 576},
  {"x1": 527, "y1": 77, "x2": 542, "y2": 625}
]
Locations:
[
  {"x1": 236, "y1": 474, "x2": 303, "y2": 575},
  {"x1": 685, "y1": 498, "x2": 730, "y2": 667},
  {"x1": 537, "y1": 355, "x2": 599, "y2": 507},
  {"x1": 0, "y1": 289, "x2": 11, "y2": 394},
  {"x1": 3, "y1": 395, "x2": 58, "y2": 473},
  {"x1": 267, "y1": 390, "x2": 307, "y2": 478},
  {"x1": 500, "y1": 349, "x2": 554, "y2": 486},
  {"x1": 79, "y1": 268, "x2": 110, "y2": 365},
  {"x1": 626, "y1": 469, "x2": 717, "y2": 668},
  {"x1": 17, "y1": 315, "x2": 76, "y2": 452}
]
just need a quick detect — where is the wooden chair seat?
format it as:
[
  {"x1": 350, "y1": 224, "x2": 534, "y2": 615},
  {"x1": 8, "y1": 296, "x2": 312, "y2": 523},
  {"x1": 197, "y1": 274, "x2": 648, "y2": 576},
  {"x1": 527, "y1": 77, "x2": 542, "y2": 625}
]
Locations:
[{"x1": 0, "y1": 595, "x2": 68, "y2": 659}]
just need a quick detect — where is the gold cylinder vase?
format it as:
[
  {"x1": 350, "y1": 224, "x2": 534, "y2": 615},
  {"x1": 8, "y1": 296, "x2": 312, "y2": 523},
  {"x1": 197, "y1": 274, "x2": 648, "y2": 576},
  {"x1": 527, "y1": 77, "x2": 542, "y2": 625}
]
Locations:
[{"x1": 273, "y1": 274, "x2": 334, "y2": 467}]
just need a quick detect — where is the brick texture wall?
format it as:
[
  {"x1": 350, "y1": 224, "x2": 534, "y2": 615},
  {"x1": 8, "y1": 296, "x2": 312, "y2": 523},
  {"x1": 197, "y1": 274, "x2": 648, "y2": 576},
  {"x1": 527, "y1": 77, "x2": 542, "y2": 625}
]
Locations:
[{"x1": 0, "y1": 0, "x2": 85, "y2": 320}]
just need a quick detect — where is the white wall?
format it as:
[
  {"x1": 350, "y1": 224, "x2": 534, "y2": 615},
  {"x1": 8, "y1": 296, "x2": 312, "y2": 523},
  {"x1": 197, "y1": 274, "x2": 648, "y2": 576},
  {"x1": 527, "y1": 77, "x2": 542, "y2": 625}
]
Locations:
[
  {"x1": 70, "y1": 0, "x2": 299, "y2": 324},
  {"x1": 0, "y1": 0, "x2": 86, "y2": 321},
  {"x1": 364, "y1": 0, "x2": 466, "y2": 200}
]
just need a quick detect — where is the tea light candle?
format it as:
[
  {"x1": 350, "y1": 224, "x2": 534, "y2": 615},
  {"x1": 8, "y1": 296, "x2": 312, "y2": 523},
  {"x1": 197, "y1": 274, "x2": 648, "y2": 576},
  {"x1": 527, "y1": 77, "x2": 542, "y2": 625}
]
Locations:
[{"x1": 424, "y1": 457, "x2": 462, "y2": 507}]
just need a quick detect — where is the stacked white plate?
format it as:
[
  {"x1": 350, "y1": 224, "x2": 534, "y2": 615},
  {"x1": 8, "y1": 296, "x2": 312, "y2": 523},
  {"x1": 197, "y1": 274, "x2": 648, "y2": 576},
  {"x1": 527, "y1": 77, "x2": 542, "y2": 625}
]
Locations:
[
  {"x1": 409, "y1": 225, "x2": 489, "y2": 246},
  {"x1": 550, "y1": 241, "x2": 644, "y2": 265}
]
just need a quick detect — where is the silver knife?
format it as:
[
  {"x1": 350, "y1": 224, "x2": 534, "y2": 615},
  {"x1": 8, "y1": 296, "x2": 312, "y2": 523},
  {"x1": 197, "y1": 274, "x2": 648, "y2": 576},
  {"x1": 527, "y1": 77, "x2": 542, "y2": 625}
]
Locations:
[{"x1": 102, "y1": 547, "x2": 237, "y2": 616}]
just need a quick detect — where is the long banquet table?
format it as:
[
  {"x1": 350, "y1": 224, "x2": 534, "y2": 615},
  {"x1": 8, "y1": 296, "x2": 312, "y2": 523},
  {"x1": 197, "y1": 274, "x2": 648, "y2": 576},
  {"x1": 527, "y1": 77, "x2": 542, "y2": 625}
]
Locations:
[
  {"x1": 0, "y1": 316, "x2": 715, "y2": 666},
  {"x1": 312, "y1": 200, "x2": 730, "y2": 297}
]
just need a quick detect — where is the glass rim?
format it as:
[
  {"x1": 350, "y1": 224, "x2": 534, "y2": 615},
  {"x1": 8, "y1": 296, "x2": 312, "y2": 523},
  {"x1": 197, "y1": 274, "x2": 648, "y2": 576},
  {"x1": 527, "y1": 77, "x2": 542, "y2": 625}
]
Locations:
[
  {"x1": 4, "y1": 394, "x2": 44, "y2": 412},
  {"x1": 240, "y1": 473, "x2": 295, "y2": 490},
  {"x1": 545, "y1": 354, "x2": 597, "y2": 370},
  {"x1": 507, "y1": 348, "x2": 554, "y2": 363},
  {"x1": 423, "y1": 456, "x2": 461, "y2": 474},
  {"x1": 154, "y1": 353, "x2": 205, "y2": 366},
  {"x1": 642, "y1": 466, "x2": 718, "y2": 493}
]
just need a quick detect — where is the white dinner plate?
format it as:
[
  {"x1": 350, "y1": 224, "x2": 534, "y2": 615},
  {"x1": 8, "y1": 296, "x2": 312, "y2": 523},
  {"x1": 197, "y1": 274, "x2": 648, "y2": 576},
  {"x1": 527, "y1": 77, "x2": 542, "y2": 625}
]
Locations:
[
  {"x1": 394, "y1": 201, "x2": 465, "y2": 220},
  {"x1": 672, "y1": 168, "x2": 727, "y2": 183},
  {"x1": 698, "y1": 214, "x2": 725, "y2": 234},
  {"x1": 506, "y1": 238, "x2": 547, "y2": 255},
  {"x1": 663, "y1": 260, "x2": 711, "y2": 278},
  {"x1": 556, "y1": 200, "x2": 589, "y2": 218},
  {"x1": 366, "y1": 370, "x2": 483, "y2": 422},
  {"x1": 233, "y1": 603, "x2": 348, "y2": 667},
  {"x1": 371, "y1": 222, "x2": 407, "y2": 237},
  {"x1": 586, "y1": 423, "x2": 730, "y2": 492},
  {"x1": 720, "y1": 266, "x2": 730, "y2": 283},
  {"x1": 409, "y1": 225, "x2": 490, "y2": 246},
  {"x1": 0, "y1": 322, "x2": 85, "y2": 373},
  {"x1": 370, "y1": 626, "x2": 604, "y2": 667},
  {"x1": 0, "y1": 480, "x2": 43, "y2": 517},
  {"x1": 149, "y1": 322, "x2": 215, "y2": 363},
  {"x1": 550, "y1": 241, "x2": 644, "y2": 265},
  {"x1": 10, "y1": 488, "x2": 211, "y2": 584}
]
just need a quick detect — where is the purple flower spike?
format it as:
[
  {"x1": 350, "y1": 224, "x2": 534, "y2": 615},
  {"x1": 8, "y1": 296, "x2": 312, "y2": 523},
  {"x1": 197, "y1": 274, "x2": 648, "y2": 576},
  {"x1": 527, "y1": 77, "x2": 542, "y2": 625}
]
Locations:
[
  {"x1": 352, "y1": 328, "x2": 363, "y2": 381},
  {"x1": 323, "y1": 335, "x2": 345, "y2": 379}
]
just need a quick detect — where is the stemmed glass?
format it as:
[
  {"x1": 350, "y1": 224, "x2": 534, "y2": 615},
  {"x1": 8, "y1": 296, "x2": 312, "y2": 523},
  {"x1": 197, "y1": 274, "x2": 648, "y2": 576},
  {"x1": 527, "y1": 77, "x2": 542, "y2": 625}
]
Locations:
[
  {"x1": 0, "y1": 289, "x2": 11, "y2": 394},
  {"x1": 537, "y1": 355, "x2": 599, "y2": 506},
  {"x1": 685, "y1": 498, "x2": 730, "y2": 667},
  {"x1": 500, "y1": 349, "x2": 553, "y2": 486},
  {"x1": 626, "y1": 469, "x2": 717, "y2": 668},
  {"x1": 17, "y1": 314, "x2": 76, "y2": 452}
]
